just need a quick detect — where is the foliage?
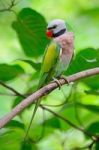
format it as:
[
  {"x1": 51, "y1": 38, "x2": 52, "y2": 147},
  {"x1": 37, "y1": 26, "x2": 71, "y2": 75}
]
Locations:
[
  {"x1": 0, "y1": 0, "x2": 99, "y2": 150},
  {"x1": 12, "y1": 8, "x2": 49, "y2": 57}
]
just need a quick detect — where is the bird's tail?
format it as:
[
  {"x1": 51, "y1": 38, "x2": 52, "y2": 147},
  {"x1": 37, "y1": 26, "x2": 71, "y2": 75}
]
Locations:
[{"x1": 23, "y1": 98, "x2": 42, "y2": 142}]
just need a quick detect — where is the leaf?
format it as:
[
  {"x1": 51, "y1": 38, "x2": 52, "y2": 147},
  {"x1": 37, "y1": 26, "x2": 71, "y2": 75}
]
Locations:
[
  {"x1": 95, "y1": 142, "x2": 99, "y2": 150},
  {"x1": 77, "y1": 103, "x2": 99, "y2": 114},
  {"x1": 21, "y1": 140, "x2": 37, "y2": 150},
  {"x1": 5, "y1": 120, "x2": 25, "y2": 130},
  {"x1": 83, "y1": 75, "x2": 99, "y2": 90},
  {"x1": 80, "y1": 7, "x2": 99, "y2": 16},
  {"x1": 0, "y1": 129, "x2": 23, "y2": 149},
  {"x1": 66, "y1": 48, "x2": 99, "y2": 89},
  {"x1": 86, "y1": 122, "x2": 99, "y2": 135},
  {"x1": 44, "y1": 117, "x2": 61, "y2": 129},
  {"x1": 0, "y1": 64, "x2": 24, "y2": 81},
  {"x1": 21, "y1": 141, "x2": 32, "y2": 150},
  {"x1": 12, "y1": 8, "x2": 49, "y2": 57},
  {"x1": 12, "y1": 97, "x2": 23, "y2": 108},
  {"x1": 18, "y1": 59, "x2": 41, "y2": 71},
  {"x1": 85, "y1": 89, "x2": 99, "y2": 95},
  {"x1": 66, "y1": 48, "x2": 99, "y2": 75}
]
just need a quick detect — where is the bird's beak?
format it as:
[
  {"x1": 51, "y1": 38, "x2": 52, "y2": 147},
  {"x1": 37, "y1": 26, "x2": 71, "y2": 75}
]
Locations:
[{"x1": 46, "y1": 30, "x2": 53, "y2": 38}]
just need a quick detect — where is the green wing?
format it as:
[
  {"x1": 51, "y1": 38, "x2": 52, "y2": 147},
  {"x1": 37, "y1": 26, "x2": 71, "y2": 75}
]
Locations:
[{"x1": 38, "y1": 41, "x2": 60, "y2": 88}]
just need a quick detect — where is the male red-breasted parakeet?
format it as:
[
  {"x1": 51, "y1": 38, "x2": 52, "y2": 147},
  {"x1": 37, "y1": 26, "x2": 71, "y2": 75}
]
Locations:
[{"x1": 24, "y1": 19, "x2": 74, "y2": 140}]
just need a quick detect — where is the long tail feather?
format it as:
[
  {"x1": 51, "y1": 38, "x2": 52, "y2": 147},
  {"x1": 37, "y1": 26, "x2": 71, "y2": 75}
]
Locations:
[{"x1": 24, "y1": 98, "x2": 42, "y2": 141}]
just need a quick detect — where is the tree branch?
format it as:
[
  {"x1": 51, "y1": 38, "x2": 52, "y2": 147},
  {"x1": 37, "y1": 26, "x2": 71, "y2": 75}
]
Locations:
[
  {"x1": 0, "y1": 81, "x2": 25, "y2": 98},
  {"x1": 0, "y1": 0, "x2": 17, "y2": 12},
  {"x1": 0, "y1": 67, "x2": 99, "y2": 129}
]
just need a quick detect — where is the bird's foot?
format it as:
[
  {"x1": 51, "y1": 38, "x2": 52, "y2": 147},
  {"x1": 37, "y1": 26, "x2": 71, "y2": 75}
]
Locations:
[
  {"x1": 52, "y1": 77, "x2": 62, "y2": 90},
  {"x1": 60, "y1": 75, "x2": 70, "y2": 85}
]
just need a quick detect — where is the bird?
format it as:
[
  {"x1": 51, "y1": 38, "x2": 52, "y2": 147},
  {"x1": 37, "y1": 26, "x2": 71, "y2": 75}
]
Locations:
[
  {"x1": 24, "y1": 19, "x2": 74, "y2": 141},
  {"x1": 38, "y1": 19, "x2": 74, "y2": 88}
]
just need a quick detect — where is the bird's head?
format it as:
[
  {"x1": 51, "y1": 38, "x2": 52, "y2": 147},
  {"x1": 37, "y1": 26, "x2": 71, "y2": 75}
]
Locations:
[{"x1": 46, "y1": 19, "x2": 66, "y2": 38}]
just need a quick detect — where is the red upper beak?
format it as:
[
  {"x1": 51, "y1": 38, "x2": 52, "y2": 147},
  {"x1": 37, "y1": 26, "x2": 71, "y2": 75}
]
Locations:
[{"x1": 46, "y1": 30, "x2": 53, "y2": 38}]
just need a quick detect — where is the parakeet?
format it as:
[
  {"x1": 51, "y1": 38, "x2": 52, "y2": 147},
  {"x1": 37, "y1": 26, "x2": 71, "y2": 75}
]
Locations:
[
  {"x1": 24, "y1": 19, "x2": 74, "y2": 141},
  {"x1": 38, "y1": 19, "x2": 74, "y2": 88}
]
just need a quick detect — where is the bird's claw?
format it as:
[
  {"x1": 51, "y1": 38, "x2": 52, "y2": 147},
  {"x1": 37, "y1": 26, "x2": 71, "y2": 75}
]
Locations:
[
  {"x1": 60, "y1": 75, "x2": 70, "y2": 85},
  {"x1": 52, "y1": 77, "x2": 62, "y2": 90}
]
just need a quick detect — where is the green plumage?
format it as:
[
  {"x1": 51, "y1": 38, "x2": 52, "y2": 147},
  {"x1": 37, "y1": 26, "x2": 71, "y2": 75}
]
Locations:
[
  {"x1": 38, "y1": 40, "x2": 61, "y2": 88},
  {"x1": 24, "y1": 41, "x2": 61, "y2": 141}
]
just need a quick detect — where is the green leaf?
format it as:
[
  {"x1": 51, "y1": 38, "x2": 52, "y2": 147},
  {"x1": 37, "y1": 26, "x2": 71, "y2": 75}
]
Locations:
[
  {"x1": 12, "y1": 97, "x2": 23, "y2": 108},
  {"x1": 21, "y1": 140, "x2": 37, "y2": 150},
  {"x1": 83, "y1": 75, "x2": 99, "y2": 90},
  {"x1": 0, "y1": 64, "x2": 24, "y2": 81},
  {"x1": 77, "y1": 103, "x2": 99, "y2": 114},
  {"x1": 18, "y1": 59, "x2": 41, "y2": 71},
  {"x1": 95, "y1": 142, "x2": 99, "y2": 150},
  {"x1": 66, "y1": 48, "x2": 99, "y2": 75},
  {"x1": 5, "y1": 120, "x2": 25, "y2": 130},
  {"x1": 44, "y1": 117, "x2": 61, "y2": 129},
  {"x1": 0, "y1": 129, "x2": 24, "y2": 149},
  {"x1": 86, "y1": 122, "x2": 99, "y2": 135},
  {"x1": 66, "y1": 48, "x2": 99, "y2": 89},
  {"x1": 21, "y1": 142, "x2": 32, "y2": 150},
  {"x1": 12, "y1": 8, "x2": 49, "y2": 57},
  {"x1": 84, "y1": 89, "x2": 99, "y2": 95}
]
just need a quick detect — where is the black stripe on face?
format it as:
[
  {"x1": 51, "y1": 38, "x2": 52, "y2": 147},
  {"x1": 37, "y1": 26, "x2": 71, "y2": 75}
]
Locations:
[
  {"x1": 47, "y1": 25, "x2": 57, "y2": 30},
  {"x1": 53, "y1": 29, "x2": 66, "y2": 37}
]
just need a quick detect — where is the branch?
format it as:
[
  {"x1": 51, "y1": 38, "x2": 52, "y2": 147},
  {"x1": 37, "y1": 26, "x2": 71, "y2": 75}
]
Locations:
[
  {"x1": 41, "y1": 105, "x2": 94, "y2": 139},
  {"x1": 0, "y1": 0, "x2": 17, "y2": 12},
  {"x1": 0, "y1": 81, "x2": 25, "y2": 98},
  {"x1": 0, "y1": 68, "x2": 99, "y2": 129}
]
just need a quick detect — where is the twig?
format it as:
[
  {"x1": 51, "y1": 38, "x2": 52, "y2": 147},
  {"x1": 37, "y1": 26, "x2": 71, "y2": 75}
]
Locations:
[
  {"x1": 0, "y1": 81, "x2": 25, "y2": 98},
  {"x1": 71, "y1": 140, "x2": 96, "y2": 150},
  {"x1": 0, "y1": 68, "x2": 99, "y2": 129},
  {"x1": 41, "y1": 105, "x2": 99, "y2": 148},
  {"x1": 41, "y1": 105, "x2": 94, "y2": 139},
  {"x1": 0, "y1": 92, "x2": 34, "y2": 97},
  {"x1": 0, "y1": 92, "x2": 17, "y2": 96},
  {"x1": 73, "y1": 83, "x2": 84, "y2": 126},
  {"x1": 44, "y1": 85, "x2": 73, "y2": 107},
  {"x1": 0, "y1": 0, "x2": 17, "y2": 12}
]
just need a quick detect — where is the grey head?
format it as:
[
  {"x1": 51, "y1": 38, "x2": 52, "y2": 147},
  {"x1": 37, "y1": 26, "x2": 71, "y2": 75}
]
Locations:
[{"x1": 47, "y1": 19, "x2": 66, "y2": 38}]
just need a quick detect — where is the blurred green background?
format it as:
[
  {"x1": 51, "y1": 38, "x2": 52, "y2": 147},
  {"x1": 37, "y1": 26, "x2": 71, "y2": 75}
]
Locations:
[{"x1": 0, "y1": 0, "x2": 99, "y2": 149}]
